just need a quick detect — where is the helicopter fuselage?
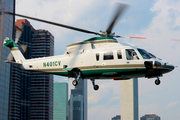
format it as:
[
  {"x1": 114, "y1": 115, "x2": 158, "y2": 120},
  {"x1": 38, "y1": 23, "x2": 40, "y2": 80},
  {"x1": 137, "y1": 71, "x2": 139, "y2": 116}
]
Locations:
[{"x1": 14, "y1": 37, "x2": 174, "y2": 80}]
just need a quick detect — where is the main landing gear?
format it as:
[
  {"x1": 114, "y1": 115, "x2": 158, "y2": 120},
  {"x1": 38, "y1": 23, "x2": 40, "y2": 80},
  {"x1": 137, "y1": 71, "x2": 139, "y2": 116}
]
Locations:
[
  {"x1": 155, "y1": 76, "x2": 161, "y2": 85},
  {"x1": 71, "y1": 68, "x2": 99, "y2": 91},
  {"x1": 72, "y1": 79, "x2": 79, "y2": 86},
  {"x1": 91, "y1": 79, "x2": 99, "y2": 91},
  {"x1": 72, "y1": 69, "x2": 81, "y2": 86}
]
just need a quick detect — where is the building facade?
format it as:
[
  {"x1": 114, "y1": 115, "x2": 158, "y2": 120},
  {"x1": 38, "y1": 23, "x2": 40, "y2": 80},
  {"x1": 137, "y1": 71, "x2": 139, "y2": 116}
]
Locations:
[
  {"x1": 53, "y1": 82, "x2": 68, "y2": 120},
  {"x1": 140, "y1": 114, "x2": 160, "y2": 120},
  {"x1": 0, "y1": 0, "x2": 15, "y2": 120},
  {"x1": 9, "y1": 19, "x2": 54, "y2": 120},
  {"x1": 70, "y1": 79, "x2": 87, "y2": 120}
]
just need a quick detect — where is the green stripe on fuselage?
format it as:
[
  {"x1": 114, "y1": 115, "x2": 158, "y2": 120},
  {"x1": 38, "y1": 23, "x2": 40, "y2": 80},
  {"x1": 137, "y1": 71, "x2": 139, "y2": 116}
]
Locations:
[{"x1": 50, "y1": 68, "x2": 146, "y2": 78}]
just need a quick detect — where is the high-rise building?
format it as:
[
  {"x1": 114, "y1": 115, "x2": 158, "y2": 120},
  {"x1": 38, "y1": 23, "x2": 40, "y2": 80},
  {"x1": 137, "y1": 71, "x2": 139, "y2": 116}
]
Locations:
[
  {"x1": 120, "y1": 78, "x2": 139, "y2": 120},
  {"x1": 9, "y1": 19, "x2": 54, "y2": 120},
  {"x1": 30, "y1": 29, "x2": 54, "y2": 120},
  {"x1": 69, "y1": 94, "x2": 83, "y2": 120},
  {"x1": 112, "y1": 115, "x2": 121, "y2": 120},
  {"x1": 70, "y1": 79, "x2": 87, "y2": 120},
  {"x1": 140, "y1": 114, "x2": 160, "y2": 120},
  {"x1": 53, "y1": 82, "x2": 68, "y2": 120},
  {"x1": 0, "y1": 0, "x2": 15, "y2": 120}
]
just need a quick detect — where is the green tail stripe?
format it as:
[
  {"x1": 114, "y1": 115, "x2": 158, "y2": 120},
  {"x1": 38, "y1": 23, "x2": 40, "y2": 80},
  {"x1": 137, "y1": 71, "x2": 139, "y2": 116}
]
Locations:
[{"x1": 4, "y1": 39, "x2": 18, "y2": 48}]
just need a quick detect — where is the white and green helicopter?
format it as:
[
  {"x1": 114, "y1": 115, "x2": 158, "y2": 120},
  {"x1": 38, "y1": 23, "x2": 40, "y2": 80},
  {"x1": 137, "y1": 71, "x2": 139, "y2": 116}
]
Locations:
[{"x1": 4, "y1": 4, "x2": 174, "y2": 90}]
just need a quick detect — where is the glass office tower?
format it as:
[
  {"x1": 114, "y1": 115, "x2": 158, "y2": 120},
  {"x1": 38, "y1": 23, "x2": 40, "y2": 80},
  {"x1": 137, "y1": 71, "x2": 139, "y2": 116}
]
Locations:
[
  {"x1": 70, "y1": 94, "x2": 83, "y2": 120},
  {"x1": 30, "y1": 29, "x2": 54, "y2": 120},
  {"x1": 53, "y1": 82, "x2": 68, "y2": 120},
  {"x1": 70, "y1": 79, "x2": 87, "y2": 120},
  {"x1": 0, "y1": 0, "x2": 15, "y2": 120},
  {"x1": 9, "y1": 19, "x2": 54, "y2": 120}
]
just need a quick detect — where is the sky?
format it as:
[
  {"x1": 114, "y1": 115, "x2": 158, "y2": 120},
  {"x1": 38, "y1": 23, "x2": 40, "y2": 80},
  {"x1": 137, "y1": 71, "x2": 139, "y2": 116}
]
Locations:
[{"x1": 15, "y1": 0, "x2": 180, "y2": 120}]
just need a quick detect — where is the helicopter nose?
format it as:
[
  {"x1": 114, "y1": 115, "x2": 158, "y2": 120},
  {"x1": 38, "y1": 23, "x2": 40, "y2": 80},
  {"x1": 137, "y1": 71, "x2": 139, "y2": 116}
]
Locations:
[{"x1": 164, "y1": 64, "x2": 175, "y2": 72}]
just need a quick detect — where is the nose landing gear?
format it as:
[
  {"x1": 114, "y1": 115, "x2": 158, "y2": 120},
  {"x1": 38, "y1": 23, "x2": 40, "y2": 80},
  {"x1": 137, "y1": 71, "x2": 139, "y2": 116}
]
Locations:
[
  {"x1": 91, "y1": 79, "x2": 99, "y2": 90},
  {"x1": 155, "y1": 76, "x2": 161, "y2": 85}
]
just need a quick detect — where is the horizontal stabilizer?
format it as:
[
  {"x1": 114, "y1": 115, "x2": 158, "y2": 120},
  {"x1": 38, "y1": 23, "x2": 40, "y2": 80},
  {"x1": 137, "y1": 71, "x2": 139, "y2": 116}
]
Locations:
[{"x1": 4, "y1": 60, "x2": 22, "y2": 66}]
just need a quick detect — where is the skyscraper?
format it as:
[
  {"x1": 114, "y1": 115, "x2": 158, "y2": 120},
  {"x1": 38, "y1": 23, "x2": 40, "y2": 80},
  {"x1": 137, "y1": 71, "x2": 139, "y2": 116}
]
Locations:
[
  {"x1": 53, "y1": 82, "x2": 68, "y2": 120},
  {"x1": 70, "y1": 79, "x2": 87, "y2": 120},
  {"x1": 30, "y1": 29, "x2": 54, "y2": 120},
  {"x1": 9, "y1": 19, "x2": 54, "y2": 120},
  {"x1": 0, "y1": 0, "x2": 15, "y2": 120},
  {"x1": 140, "y1": 114, "x2": 160, "y2": 120},
  {"x1": 69, "y1": 94, "x2": 83, "y2": 120}
]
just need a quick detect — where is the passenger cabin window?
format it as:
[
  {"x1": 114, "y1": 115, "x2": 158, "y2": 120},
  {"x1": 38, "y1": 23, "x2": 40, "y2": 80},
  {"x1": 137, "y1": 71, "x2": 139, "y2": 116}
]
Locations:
[
  {"x1": 96, "y1": 53, "x2": 99, "y2": 61},
  {"x1": 126, "y1": 49, "x2": 139, "y2": 60},
  {"x1": 117, "y1": 50, "x2": 122, "y2": 59},
  {"x1": 103, "y1": 51, "x2": 114, "y2": 60}
]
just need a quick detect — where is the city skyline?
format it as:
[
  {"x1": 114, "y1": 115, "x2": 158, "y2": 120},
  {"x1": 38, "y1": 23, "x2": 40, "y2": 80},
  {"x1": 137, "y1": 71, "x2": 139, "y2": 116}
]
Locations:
[{"x1": 9, "y1": 0, "x2": 180, "y2": 120}]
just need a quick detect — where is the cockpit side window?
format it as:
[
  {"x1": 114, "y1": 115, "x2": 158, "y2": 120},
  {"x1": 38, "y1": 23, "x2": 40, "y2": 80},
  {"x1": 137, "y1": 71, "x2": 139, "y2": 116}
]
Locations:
[
  {"x1": 103, "y1": 51, "x2": 114, "y2": 60},
  {"x1": 117, "y1": 50, "x2": 122, "y2": 59},
  {"x1": 125, "y1": 49, "x2": 139, "y2": 60},
  {"x1": 96, "y1": 53, "x2": 99, "y2": 61}
]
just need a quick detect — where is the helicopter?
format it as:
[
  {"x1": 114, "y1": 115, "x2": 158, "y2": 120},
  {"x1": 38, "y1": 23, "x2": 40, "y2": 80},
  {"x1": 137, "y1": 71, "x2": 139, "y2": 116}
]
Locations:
[{"x1": 4, "y1": 3, "x2": 175, "y2": 90}]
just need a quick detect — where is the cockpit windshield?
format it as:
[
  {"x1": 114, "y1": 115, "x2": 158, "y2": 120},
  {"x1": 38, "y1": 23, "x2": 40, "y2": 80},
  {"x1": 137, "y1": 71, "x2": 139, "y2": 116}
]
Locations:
[{"x1": 137, "y1": 48, "x2": 153, "y2": 59}]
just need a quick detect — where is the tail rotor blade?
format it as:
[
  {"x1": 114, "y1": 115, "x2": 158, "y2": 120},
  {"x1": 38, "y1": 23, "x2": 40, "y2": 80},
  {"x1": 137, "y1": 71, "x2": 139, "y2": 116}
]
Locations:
[
  {"x1": 19, "y1": 45, "x2": 28, "y2": 54},
  {"x1": 7, "y1": 53, "x2": 13, "y2": 61},
  {"x1": 3, "y1": 37, "x2": 10, "y2": 45},
  {"x1": 15, "y1": 29, "x2": 22, "y2": 43}
]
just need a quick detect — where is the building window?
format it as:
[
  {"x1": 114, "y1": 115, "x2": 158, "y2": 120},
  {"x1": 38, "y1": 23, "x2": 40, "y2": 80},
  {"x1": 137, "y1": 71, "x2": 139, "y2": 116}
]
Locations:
[{"x1": 103, "y1": 51, "x2": 114, "y2": 60}]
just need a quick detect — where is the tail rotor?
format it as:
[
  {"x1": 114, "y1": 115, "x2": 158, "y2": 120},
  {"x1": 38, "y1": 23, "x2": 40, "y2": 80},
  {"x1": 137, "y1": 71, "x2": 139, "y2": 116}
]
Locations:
[{"x1": 6, "y1": 28, "x2": 27, "y2": 61}]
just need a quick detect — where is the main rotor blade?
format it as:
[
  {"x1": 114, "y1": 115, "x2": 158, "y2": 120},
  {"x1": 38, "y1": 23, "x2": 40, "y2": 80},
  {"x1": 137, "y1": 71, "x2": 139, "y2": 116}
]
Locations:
[
  {"x1": 5, "y1": 12, "x2": 99, "y2": 35},
  {"x1": 106, "y1": 3, "x2": 128, "y2": 34}
]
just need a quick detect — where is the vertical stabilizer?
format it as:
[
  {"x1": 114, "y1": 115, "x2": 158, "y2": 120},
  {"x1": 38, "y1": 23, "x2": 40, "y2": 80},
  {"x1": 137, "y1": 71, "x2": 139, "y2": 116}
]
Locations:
[{"x1": 3, "y1": 38, "x2": 25, "y2": 63}]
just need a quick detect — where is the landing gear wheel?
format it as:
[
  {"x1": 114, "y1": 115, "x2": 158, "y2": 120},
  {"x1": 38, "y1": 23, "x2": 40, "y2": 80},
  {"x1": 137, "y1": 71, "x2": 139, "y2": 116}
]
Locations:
[
  {"x1": 72, "y1": 80, "x2": 78, "y2": 86},
  {"x1": 155, "y1": 79, "x2": 161, "y2": 85},
  {"x1": 94, "y1": 85, "x2": 99, "y2": 91}
]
